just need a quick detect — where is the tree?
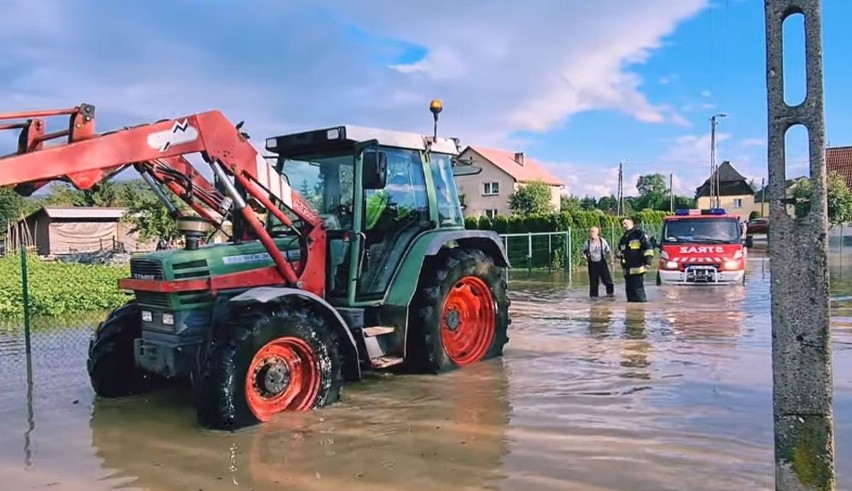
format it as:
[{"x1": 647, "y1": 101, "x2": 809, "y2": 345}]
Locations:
[
  {"x1": 636, "y1": 174, "x2": 668, "y2": 197},
  {"x1": 0, "y1": 186, "x2": 25, "y2": 235},
  {"x1": 597, "y1": 195, "x2": 618, "y2": 213},
  {"x1": 560, "y1": 194, "x2": 582, "y2": 213},
  {"x1": 508, "y1": 181, "x2": 554, "y2": 215},
  {"x1": 121, "y1": 184, "x2": 188, "y2": 244},
  {"x1": 791, "y1": 172, "x2": 852, "y2": 226}
]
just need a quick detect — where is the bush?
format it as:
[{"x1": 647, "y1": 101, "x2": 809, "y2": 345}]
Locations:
[
  {"x1": 0, "y1": 254, "x2": 131, "y2": 321},
  {"x1": 464, "y1": 209, "x2": 667, "y2": 233}
]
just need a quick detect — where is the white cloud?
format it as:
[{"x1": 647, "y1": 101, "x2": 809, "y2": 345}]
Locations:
[
  {"x1": 0, "y1": 0, "x2": 708, "y2": 155},
  {"x1": 739, "y1": 138, "x2": 766, "y2": 148},
  {"x1": 701, "y1": 90, "x2": 712, "y2": 98}
]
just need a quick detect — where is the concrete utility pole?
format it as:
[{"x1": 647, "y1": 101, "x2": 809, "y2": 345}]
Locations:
[
  {"x1": 765, "y1": 1, "x2": 835, "y2": 490},
  {"x1": 670, "y1": 173, "x2": 674, "y2": 212},
  {"x1": 710, "y1": 113, "x2": 727, "y2": 208},
  {"x1": 617, "y1": 162, "x2": 624, "y2": 216}
]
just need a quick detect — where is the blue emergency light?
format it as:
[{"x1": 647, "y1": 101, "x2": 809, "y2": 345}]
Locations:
[{"x1": 674, "y1": 208, "x2": 726, "y2": 216}]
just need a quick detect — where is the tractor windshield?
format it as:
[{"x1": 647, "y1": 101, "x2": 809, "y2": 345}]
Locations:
[
  {"x1": 662, "y1": 218, "x2": 742, "y2": 244},
  {"x1": 270, "y1": 153, "x2": 355, "y2": 231}
]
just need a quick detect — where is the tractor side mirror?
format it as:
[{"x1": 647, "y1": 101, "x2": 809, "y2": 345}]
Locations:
[{"x1": 363, "y1": 151, "x2": 388, "y2": 189}]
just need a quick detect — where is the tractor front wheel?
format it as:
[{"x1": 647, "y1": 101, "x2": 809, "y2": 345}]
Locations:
[
  {"x1": 87, "y1": 301, "x2": 159, "y2": 398},
  {"x1": 195, "y1": 304, "x2": 344, "y2": 430},
  {"x1": 407, "y1": 248, "x2": 510, "y2": 373}
]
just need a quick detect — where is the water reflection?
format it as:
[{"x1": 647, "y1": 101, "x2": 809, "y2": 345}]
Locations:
[
  {"x1": 5, "y1": 249, "x2": 852, "y2": 490},
  {"x1": 88, "y1": 361, "x2": 512, "y2": 491}
]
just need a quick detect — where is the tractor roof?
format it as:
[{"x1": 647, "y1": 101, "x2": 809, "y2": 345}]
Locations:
[{"x1": 266, "y1": 125, "x2": 460, "y2": 156}]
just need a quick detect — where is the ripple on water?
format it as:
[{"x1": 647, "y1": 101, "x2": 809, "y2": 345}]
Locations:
[{"x1": 0, "y1": 250, "x2": 851, "y2": 490}]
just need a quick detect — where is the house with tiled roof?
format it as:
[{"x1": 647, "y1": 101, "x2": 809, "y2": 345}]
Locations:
[
  {"x1": 454, "y1": 146, "x2": 566, "y2": 218},
  {"x1": 827, "y1": 145, "x2": 852, "y2": 189},
  {"x1": 694, "y1": 161, "x2": 760, "y2": 219}
]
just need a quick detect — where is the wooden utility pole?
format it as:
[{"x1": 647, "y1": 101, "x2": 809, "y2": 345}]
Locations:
[{"x1": 765, "y1": 0, "x2": 835, "y2": 489}]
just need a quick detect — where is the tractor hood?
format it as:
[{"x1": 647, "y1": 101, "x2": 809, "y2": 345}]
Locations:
[{"x1": 129, "y1": 236, "x2": 301, "y2": 283}]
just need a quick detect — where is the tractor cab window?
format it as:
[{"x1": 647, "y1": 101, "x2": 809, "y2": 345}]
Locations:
[
  {"x1": 268, "y1": 154, "x2": 355, "y2": 233},
  {"x1": 362, "y1": 148, "x2": 429, "y2": 231},
  {"x1": 357, "y1": 147, "x2": 430, "y2": 298},
  {"x1": 428, "y1": 152, "x2": 464, "y2": 227}
]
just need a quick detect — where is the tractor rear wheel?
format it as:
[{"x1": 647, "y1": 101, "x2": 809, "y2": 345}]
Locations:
[
  {"x1": 407, "y1": 248, "x2": 510, "y2": 374},
  {"x1": 87, "y1": 301, "x2": 158, "y2": 397},
  {"x1": 195, "y1": 303, "x2": 344, "y2": 430}
]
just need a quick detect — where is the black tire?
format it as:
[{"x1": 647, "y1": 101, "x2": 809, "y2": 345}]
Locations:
[
  {"x1": 87, "y1": 301, "x2": 158, "y2": 397},
  {"x1": 195, "y1": 303, "x2": 344, "y2": 431},
  {"x1": 406, "y1": 248, "x2": 510, "y2": 374}
]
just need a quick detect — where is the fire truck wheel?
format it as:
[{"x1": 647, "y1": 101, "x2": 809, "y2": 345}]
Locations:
[
  {"x1": 87, "y1": 301, "x2": 161, "y2": 398},
  {"x1": 406, "y1": 248, "x2": 510, "y2": 374},
  {"x1": 195, "y1": 303, "x2": 344, "y2": 431}
]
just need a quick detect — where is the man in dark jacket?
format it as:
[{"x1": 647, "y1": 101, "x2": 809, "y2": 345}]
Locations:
[{"x1": 616, "y1": 217, "x2": 655, "y2": 302}]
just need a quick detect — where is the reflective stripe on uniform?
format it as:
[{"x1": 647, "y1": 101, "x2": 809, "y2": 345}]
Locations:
[
  {"x1": 628, "y1": 266, "x2": 646, "y2": 275},
  {"x1": 628, "y1": 239, "x2": 641, "y2": 249},
  {"x1": 643, "y1": 249, "x2": 654, "y2": 256}
]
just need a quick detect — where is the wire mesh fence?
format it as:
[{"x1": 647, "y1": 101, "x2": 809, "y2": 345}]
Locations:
[{"x1": 498, "y1": 223, "x2": 663, "y2": 274}]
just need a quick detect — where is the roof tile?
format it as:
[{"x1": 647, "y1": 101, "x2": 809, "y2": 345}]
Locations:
[{"x1": 827, "y1": 146, "x2": 852, "y2": 189}]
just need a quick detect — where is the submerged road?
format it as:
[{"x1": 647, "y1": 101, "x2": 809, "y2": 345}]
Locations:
[{"x1": 1, "y1": 248, "x2": 852, "y2": 490}]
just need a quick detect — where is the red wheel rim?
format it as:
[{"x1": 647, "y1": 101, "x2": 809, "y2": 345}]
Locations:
[
  {"x1": 440, "y1": 276, "x2": 496, "y2": 365},
  {"x1": 245, "y1": 337, "x2": 320, "y2": 421}
]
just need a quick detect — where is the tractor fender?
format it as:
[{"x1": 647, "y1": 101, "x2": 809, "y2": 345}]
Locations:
[
  {"x1": 424, "y1": 230, "x2": 511, "y2": 267},
  {"x1": 228, "y1": 286, "x2": 361, "y2": 382},
  {"x1": 382, "y1": 230, "x2": 510, "y2": 308}
]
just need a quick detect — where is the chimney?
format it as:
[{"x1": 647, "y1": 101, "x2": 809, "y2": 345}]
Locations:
[{"x1": 514, "y1": 152, "x2": 525, "y2": 165}]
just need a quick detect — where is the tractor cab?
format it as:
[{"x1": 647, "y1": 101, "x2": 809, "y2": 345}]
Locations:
[{"x1": 263, "y1": 124, "x2": 466, "y2": 302}]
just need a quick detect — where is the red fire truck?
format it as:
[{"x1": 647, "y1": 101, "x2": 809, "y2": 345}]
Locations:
[{"x1": 655, "y1": 208, "x2": 751, "y2": 285}]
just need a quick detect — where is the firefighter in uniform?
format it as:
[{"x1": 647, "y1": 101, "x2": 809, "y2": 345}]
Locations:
[{"x1": 616, "y1": 217, "x2": 655, "y2": 302}]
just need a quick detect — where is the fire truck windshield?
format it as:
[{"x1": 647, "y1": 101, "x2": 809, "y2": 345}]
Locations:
[{"x1": 662, "y1": 218, "x2": 741, "y2": 244}]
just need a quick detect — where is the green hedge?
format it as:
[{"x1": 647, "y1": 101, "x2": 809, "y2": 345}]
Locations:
[
  {"x1": 465, "y1": 210, "x2": 667, "y2": 270},
  {"x1": 463, "y1": 209, "x2": 668, "y2": 233}
]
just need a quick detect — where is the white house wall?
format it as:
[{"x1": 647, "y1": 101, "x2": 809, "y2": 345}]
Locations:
[{"x1": 454, "y1": 150, "x2": 565, "y2": 218}]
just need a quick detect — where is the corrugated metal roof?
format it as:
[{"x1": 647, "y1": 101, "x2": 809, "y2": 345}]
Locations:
[{"x1": 39, "y1": 207, "x2": 128, "y2": 219}]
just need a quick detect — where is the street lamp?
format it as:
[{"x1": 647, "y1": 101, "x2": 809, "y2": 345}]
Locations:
[{"x1": 710, "y1": 113, "x2": 727, "y2": 208}]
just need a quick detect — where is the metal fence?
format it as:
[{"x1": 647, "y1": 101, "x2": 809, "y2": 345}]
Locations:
[{"x1": 497, "y1": 223, "x2": 663, "y2": 276}]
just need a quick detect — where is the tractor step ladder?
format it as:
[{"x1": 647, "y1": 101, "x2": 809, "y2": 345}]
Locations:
[
  {"x1": 361, "y1": 325, "x2": 401, "y2": 368},
  {"x1": 370, "y1": 356, "x2": 403, "y2": 369},
  {"x1": 363, "y1": 326, "x2": 395, "y2": 336}
]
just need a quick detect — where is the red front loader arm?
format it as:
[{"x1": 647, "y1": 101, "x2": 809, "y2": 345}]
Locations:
[{"x1": 0, "y1": 103, "x2": 327, "y2": 296}]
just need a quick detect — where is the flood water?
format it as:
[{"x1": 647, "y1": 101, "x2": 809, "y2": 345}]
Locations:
[{"x1": 3, "y1": 247, "x2": 852, "y2": 490}]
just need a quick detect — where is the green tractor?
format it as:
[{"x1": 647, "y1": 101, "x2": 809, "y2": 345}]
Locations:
[{"x1": 76, "y1": 100, "x2": 512, "y2": 429}]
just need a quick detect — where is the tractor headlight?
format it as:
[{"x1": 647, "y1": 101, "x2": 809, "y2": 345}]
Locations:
[
  {"x1": 141, "y1": 310, "x2": 153, "y2": 322},
  {"x1": 162, "y1": 312, "x2": 175, "y2": 326}
]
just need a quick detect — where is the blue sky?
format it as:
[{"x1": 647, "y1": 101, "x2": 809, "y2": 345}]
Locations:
[{"x1": 0, "y1": 0, "x2": 849, "y2": 198}]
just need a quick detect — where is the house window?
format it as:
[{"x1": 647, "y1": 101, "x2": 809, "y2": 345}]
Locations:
[
  {"x1": 733, "y1": 198, "x2": 743, "y2": 208},
  {"x1": 484, "y1": 209, "x2": 498, "y2": 219},
  {"x1": 482, "y1": 182, "x2": 500, "y2": 195}
]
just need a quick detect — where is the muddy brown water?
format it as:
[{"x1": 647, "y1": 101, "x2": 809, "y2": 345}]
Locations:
[{"x1": 2, "y1": 248, "x2": 852, "y2": 490}]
